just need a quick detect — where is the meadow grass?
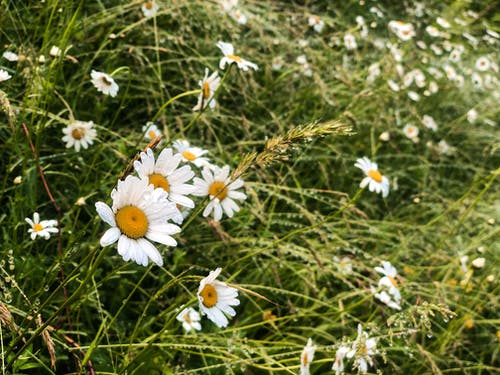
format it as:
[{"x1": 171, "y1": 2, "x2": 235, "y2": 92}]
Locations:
[{"x1": 0, "y1": 0, "x2": 499, "y2": 374}]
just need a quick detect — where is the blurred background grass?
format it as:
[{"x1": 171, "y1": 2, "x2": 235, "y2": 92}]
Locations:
[{"x1": 0, "y1": 0, "x2": 498, "y2": 373}]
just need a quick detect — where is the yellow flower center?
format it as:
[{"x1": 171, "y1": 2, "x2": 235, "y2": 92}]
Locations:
[
  {"x1": 148, "y1": 173, "x2": 170, "y2": 192},
  {"x1": 101, "y1": 75, "x2": 113, "y2": 86},
  {"x1": 209, "y1": 181, "x2": 228, "y2": 200},
  {"x1": 199, "y1": 284, "x2": 218, "y2": 308},
  {"x1": 302, "y1": 353, "x2": 308, "y2": 366},
  {"x1": 148, "y1": 130, "x2": 157, "y2": 138},
  {"x1": 182, "y1": 312, "x2": 192, "y2": 324},
  {"x1": 388, "y1": 275, "x2": 398, "y2": 288},
  {"x1": 368, "y1": 169, "x2": 383, "y2": 183},
  {"x1": 145, "y1": 1, "x2": 153, "y2": 10},
  {"x1": 227, "y1": 54, "x2": 243, "y2": 63},
  {"x1": 34, "y1": 223, "x2": 44, "y2": 232},
  {"x1": 202, "y1": 82, "x2": 211, "y2": 99},
  {"x1": 182, "y1": 150, "x2": 197, "y2": 161},
  {"x1": 71, "y1": 128, "x2": 84, "y2": 140},
  {"x1": 360, "y1": 344, "x2": 368, "y2": 355},
  {"x1": 464, "y1": 319, "x2": 474, "y2": 329},
  {"x1": 115, "y1": 205, "x2": 149, "y2": 239}
]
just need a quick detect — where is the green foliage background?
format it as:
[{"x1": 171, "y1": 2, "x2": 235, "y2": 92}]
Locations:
[{"x1": 0, "y1": 0, "x2": 498, "y2": 373}]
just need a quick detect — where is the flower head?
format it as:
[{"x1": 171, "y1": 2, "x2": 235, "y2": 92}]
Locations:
[
  {"x1": 422, "y1": 115, "x2": 438, "y2": 131},
  {"x1": 332, "y1": 346, "x2": 350, "y2": 375},
  {"x1": 217, "y1": 41, "x2": 258, "y2": 71},
  {"x1": 95, "y1": 175, "x2": 181, "y2": 267},
  {"x1": 344, "y1": 34, "x2": 357, "y2": 50},
  {"x1": 143, "y1": 122, "x2": 161, "y2": 139},
  {"x1": 308, "y1": 15, "x2": 324, "y2": 33},
  {"x1": 197, "y1": 268, "x2": 240, "y2": 328},
  {"x1": 133, "y1": 148, "x2": 196, "y2": 215},
  {"x1": 193, "y1": 68, "x2": 221, "y2": 111},
  {"x1": 300, "y1": 338, "x2": 316, "y2": 375},
  {"x1": 403, "y1": 124, "x2": 420, "y2": 143},
  {"x1": 354, "y1": 157, "x2": 390, "y2": 198},
  {"x1": 388, "y1": 21, "x2": 416, "y2": 41},
  {"x1": 2, "y1": 51, "x2": 19, "y2": 62},
  {"x1": 91, "y1": 70, "x2": 119, "y2": 97},
  {"x1": 346, "y1": 324, "x2": 377, "y2": 374},
  {"x1": 172, "y1": 140, "x2": 211, "y2": 168},
  {"x1": 192, "y1": 165, "x2": 247, "y2": 221},
  {"x1": 475, "y1": 56, "x2": 491, "y2": 71},
  {"x1": 176, "y1": 307, "x2": 202, "y2": 332},
  {"x1": 25, "y1": 212, "x2": 58, "y2": 240},
  {"x1": 62, "y1": 120, "x2": 97, "y2": 152},
  {"x1": 0, "y1": 69, "x2": 12, "y2": 82},
  {"x1": 373, "y1": 261, "x2": 401, "y2": 310},
  {"x1": 141, "y1": 1, "x2": 159, "y2": 18}
]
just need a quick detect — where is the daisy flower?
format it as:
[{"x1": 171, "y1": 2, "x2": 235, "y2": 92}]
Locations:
[
  {"x1": 403, "y1": 124, "x2": 419, "y2": 143},
  {"x1": 407, "y1": 91, "x2": 420, "y2": 102},
  {"x1": 49, "y1": 45, "x2": 61, "y2": 57},
  {"x1": 346, "y1": 324, "x2": 377, "y2": 374},
  {"x1": 192, "y1": 165, "x2": 247, "y2": 221},
  {"x1": 467, "y1": 109, "x2": 478, "y2": 123},
  {"x1": 142, "y1": 122, "x2": 162, "y2": 139},
  {"x1": 217, "y1": 41, "x2": 258, "y2": 71},
  {"x1": 332, "y1": 346, "x2": 350, "y2": 375},
  {"x1": 373, "y1": 261, "x2": 401, "y2": 310},
  {"x1": 422, "y1": 115, "x2": 438, "y2": 131},
  {"x1": 344, "y1": 33, "x2": 357, "y2": 50},
  {"x1": 62, "y1": 120, "x2": 97, "y2": 152},
  {"x1": 300, "y1": 338, "x2": 316, "y2": 375},
  {"x1": 0, "y1": 69, "x2": 12, "y2": 82},
  {"x1": 436, "y1": 17, "x2": 451, "y2": 28},
  {"x1": 25, "y1": 212, "x2": 58, "y2": 240},
  {"x1": 133, "y1": 148, "x2": 196, "y2": 210},
  {"x1": 141, "y1": 1, "x2": 159, "y2": 18},
  {"x1": 426, "y1": 25, "x2": 441, "y2": 37},
  {"x1": 2, "y1": 51, "x2": 19, "y2": 62},
  {"x1": 475, "y1": 56, "x2": 491, "y2": 71},
  {"x1": 90, "y1": 70, "x2": 119, "y2": 97},
  {"x1": 172, "y1": 139, "x2": 211, "y2": 168},
  {"x1": 95, "y1": 175, "x2": 181, "y2": 267},
  {"x1": 176, "y1": 307, "x2": 202, "y2": 332},
  {"x1": 218, "y1": 0, "x2": 238, "y2": 12},
  {"x1": 308, "y1": 15, "x2": 324, "y2": 33},
  {"x1": 193, "y1": 68, "x2": 221, "y2": 111},
  {"x1": 229, "y1": 9, "x2": 247, "y2": 25},
  {"x1": 354, "y1": 157, "x2": 390, "y2": 198},
  {"x1": 197, "y1": 268, "x2": 240, "y2": 328},
  {"x1": 388, "y1": 21, "x2": 415, "y2": 41}
]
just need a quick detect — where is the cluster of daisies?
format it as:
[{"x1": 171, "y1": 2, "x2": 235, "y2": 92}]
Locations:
[
  {"x1": 95, "y1": 142, "x2": 247, "y2": 267},
  {"x1": 300, "y1": 324, "x2": 378, "y2": 375}
]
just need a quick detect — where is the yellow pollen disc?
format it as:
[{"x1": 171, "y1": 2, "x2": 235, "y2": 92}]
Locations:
[
  {"x1": 227, "y1": 54, "x2": 243, "y2": 63},
  {"x1": 145, "y1": 1, "x2": 153, "y2": 10},
  {"x1": 209, "y1": 181, "x2": 228, "y2": 200},
  {"x1": 115, "y1": 205, "x2": 149, "y2": 239},
  {"x1": 182, "y1": 313, "x2": 192, "y2": 324},
  {"x1": 388, "y1": 275, "x2": 398, "y2": 288},
  {"x1": 71, "y1": 128, "x2": 84, "y2": 140},
  {"x1": 202, "y1": 82, "x2": 211, "y2": 99},
  {"x1": 101, "y1": 76, "x2": 112, "y2": 86},
  {"x1": 368, "y1": 169, "x2": 383, "y2": 183},
  {"x1": 199, "y1": 284, "x2": 218, "y2": 308},
  {"x1": 148, "y1": 173, "x2": 170, "y2": 192},
  {"x1": 302, "y1": 353, "x2": 308, "y2": 366},
  {"x1": 182, "y1": 150, "x2": 197, "y2": 161},
  {"x1": 33, "y1": 223, "x2": 44, "y2": 232},
  {"x1": 148, "y1": 130, "x2": 157, "y2": 138},
  {"x1": 361, "y1": 345, "x2": 368, "y2": 355}
]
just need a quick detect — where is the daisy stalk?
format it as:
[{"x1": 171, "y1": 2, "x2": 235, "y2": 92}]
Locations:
[{"x1": 151, "y1": 89, "x2": 201, "y2": 123}]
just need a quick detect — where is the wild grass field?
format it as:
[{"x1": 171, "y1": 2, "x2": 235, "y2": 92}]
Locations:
[{"x1": 0, "y1": 0, "x2": 499, "y2": 374}]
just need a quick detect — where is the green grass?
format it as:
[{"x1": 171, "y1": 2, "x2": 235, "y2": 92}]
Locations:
[{"x1": 0, "y1": 0, "x2": 499, "y2": 374}]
